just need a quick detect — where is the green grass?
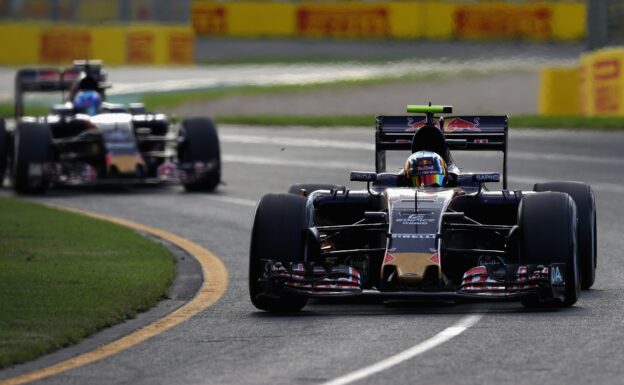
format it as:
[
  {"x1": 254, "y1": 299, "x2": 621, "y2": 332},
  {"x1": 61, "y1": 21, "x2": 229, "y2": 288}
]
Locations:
[
  {"x1": 0, "y1": 103, "x2": 49, "y2": 119},
  {"x1": 213, "y1": 114, "x2": 624, "y2": 130},
  {"x1": 0, "y1": 197, "x2": 175, "y2": 369}
]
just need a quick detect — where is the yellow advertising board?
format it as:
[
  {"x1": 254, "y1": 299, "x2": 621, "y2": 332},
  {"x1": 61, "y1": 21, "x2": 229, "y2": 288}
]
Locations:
[
  {"x1": 580, "y1": 48, "x2": 624, "y2": 116},
  {"x1": 0, "y1": 23, "x2": 193, "y2": 66},
  {"x1": 538, "y1": 67, "x2": 580, "y2": 116},
  {"x1": 540, "y1": 48, "x2": 624, "y2": 117},
  {"x1": 0, "y1": 23, "x2": 41, "y2": 64},
  {"x1": 39, "y1": 25, "x2": 92, "y2": 64},
  {"x1": 91, "y1": 26, "x2": 126, "y2": 65},
  {"x1": 296, "y1": 3, "x2": 391, "y2": 39},
  {"x1": 451, "y1": 3, "x2": 553, "y2": 41},
  {"x1": 190, "y1": 1, "x2": 586, "y2": 41}
]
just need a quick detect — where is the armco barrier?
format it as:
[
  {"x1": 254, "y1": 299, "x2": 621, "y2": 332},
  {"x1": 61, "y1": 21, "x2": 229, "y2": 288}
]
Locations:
[
  {"x1": 0, "y1": 23, "x2": 193, "y2": 66},
  {"x1": 190, "y1": 0, "x2": 586, "y2": 41}
]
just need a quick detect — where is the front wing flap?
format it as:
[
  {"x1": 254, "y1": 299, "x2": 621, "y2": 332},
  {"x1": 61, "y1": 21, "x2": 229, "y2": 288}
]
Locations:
[{"x1": 256, "y1": 261, "x2": 568, "y2": 304}]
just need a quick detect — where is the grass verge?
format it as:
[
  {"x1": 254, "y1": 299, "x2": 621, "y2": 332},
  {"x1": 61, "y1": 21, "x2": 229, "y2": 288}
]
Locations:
[
  {"x1": 214, "y1": 114, "x2": 624, "y2": 130},
  {"x1": 0, "y1": 197, "x2": 175, "y2": 369}
]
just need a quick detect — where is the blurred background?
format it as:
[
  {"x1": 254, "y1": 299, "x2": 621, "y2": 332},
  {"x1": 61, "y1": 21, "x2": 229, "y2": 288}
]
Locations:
[{"x1": 0, "y1": 0, "x2": 622, "y2": 121}]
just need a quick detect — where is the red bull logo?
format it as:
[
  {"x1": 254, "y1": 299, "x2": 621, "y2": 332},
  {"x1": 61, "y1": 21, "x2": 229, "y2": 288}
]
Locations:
[
  {"x1": 444, "y1": 117, "x2": 481, "y2": 132},
  {"x1": 406, "y1": 117, "x2": 440, "y2": 132}
]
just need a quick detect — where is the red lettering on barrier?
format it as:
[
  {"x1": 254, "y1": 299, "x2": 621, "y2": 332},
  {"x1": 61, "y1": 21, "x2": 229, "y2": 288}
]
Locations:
[
  {"x1": 594, "y1": 85, "x2": 619, "y2": 113},
  {"x1": 297, "y1": 7, "x2": 390, "y2": 38},
  {"x1": 127, "y1": 31, "x2": 155, "y2": 64},
  {"x1": 453, "y1": 6, "x2": 552, "y2": 40},
  {"x1": 40, "y1": 30, "x2": 91, "y2": 64},
  {"x1": 169, "y1": 32, "x2": 193, "y2": 64},
  {"x1": 593, "y1": 59, "x2": 620, "y2": 80},
  {"x1": 192, "y1": 6, "x2": 227, "y2": 35}
]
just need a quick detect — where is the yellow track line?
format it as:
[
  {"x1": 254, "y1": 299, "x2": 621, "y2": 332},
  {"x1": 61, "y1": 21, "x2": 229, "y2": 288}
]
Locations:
[{"x1": 0, "y1": 205, "x2": 229, "y2": 385}]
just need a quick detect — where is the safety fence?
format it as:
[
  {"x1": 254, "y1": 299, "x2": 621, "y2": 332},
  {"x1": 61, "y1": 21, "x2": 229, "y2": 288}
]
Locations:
[
  {"x1": 0, "y1": 23, "x2": 193, "y2": 65},
  {"x1": 191, "y1": 1, "x2": 586, "y2": 41},
  {"x1": 539, "y1": 47, "x2": 624, "y2": 116}
]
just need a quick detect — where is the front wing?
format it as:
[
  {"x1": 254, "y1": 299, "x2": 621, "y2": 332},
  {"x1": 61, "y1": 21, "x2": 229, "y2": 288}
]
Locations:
[
  {"x1": 22, "y1": 160, "x2": 217, "y2": 188},
  {"x1": 256, "y1": 261, "x2": 568, "y2": 304}
]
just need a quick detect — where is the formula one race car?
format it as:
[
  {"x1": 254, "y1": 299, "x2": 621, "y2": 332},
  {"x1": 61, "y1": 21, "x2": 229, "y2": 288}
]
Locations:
[
  {"x1": 0, "y1": 60, "x2": 220, "y2": 193},
  {"x1": 249, "y1": 105, "x2": 597, "y2": 312}
]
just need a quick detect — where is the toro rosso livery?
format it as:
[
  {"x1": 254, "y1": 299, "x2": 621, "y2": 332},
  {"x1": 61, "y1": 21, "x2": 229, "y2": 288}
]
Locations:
[
  {"x1": 1, "y1": 61, "x2": 220, "y2": 193},
  {"x1": 249, "y1": 105, "x2": 597, "y2": 312}
]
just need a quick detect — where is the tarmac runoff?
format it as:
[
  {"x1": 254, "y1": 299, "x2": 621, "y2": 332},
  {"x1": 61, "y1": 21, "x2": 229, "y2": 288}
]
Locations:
[{"x1": 0, "y1": 205, "x2": 228, "y2": 385}]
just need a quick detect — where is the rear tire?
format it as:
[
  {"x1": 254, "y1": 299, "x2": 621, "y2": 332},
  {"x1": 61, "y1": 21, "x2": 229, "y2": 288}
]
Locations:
[
  {"x1": 518, "y1": 192, "x2": 579, "y2": 307},
  {"x1": 0, "y1": 118, "x2": 7, "y2": 187},
  {"x1": 249, "y1": 193, "x2": 310, "y2": 312},
  {"x1": 178, "y1": 118, "x2": 221, "y2": 192},
  {"x1": 13, "y1": 122, "x2": 53, "y2": 194},
  {"x1": 534, "y1": 181, "x2": 596, "y2": 290},
  {"x1": 288, "y1": 183, "x2": 341, "y2": 196}
]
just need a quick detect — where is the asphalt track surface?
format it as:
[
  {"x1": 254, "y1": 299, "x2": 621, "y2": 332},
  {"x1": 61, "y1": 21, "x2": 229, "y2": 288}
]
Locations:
[{"x1": 2, "y1": 125, "x2": 624, "y2": 385}]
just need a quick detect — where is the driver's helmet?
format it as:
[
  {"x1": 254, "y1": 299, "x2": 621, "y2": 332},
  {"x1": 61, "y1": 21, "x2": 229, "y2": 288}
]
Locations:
[
  {"x1": 404, "y1": 151, "x2": 447, "y2": 187},
  {"x1": 73, "y1": 90, "x2": 101, "y2": 116}
]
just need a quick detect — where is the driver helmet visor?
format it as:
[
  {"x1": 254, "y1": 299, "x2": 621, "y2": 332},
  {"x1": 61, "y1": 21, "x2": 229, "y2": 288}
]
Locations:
[{"x1": 412, "y1": 173, "x2": 445, "y2": 187}]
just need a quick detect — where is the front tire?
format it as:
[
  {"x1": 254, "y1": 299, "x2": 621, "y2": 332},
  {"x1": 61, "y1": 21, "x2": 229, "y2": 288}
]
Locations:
[
  {"x1": 534, "y1": 181, "x2": 596, "y2": 290},
  {"x1": 178, "y1": 118, "x2": 221, "y2": 192},
  {"x1": 249, "y1": 193, "x2": 310, "y2": 312},
  {"x1": 518, "y1": 192, "x2": 580, "y2": 307},
  {"x1": 13, "y1": 122, "x2": 53, "y2": 194}
]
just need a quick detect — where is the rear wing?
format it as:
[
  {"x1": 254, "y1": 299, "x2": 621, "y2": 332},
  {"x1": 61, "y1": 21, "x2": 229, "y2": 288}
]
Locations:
[
  {"x1": 375, "y1": 115, "x2": 509, "y2": 189},
  {"x1": 14, "y1": 60, "x2": 109, "y2": 118}
]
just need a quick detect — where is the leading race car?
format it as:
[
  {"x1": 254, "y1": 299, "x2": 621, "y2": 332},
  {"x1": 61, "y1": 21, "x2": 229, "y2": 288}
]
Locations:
[
  {"x1": 249, "y1": 105, "x2": 597, "y2": 312},
  {"x1": 0, "y1": 60, "x2": 220, "y2": 193}
]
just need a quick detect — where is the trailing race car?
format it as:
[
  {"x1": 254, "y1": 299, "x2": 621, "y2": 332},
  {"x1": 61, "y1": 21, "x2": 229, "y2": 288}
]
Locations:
[
  {"x1": 249, "y1": 105, "x2": 597, "y2": 312},
  {"x1": 1, "y1": 60, "x2": 220, "y2": 193}
]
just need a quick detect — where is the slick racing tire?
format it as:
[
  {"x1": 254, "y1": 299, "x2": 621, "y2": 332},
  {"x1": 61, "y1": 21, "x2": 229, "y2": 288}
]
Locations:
[
  {"x1": 0, "y1": 118, "x2": 7, "y2": 187},
  {"x1": 534, "y1": 181, "x2": 597, "y2": 290},
  {"x1": 13, "y1": 122, "x2": 53, "y2": 194},
  {"x1": 518, "y1": 192, "x2": 580, "y2": 307},
  {"x1": 249, "y1": 193, "x2": 310, "y2": 312},
  {"x1": 178, "y1": 117, "x2": 221, "y2": 192},
  {"x1": 288, "y1": 183, "x2": 342, "y2": 196}
]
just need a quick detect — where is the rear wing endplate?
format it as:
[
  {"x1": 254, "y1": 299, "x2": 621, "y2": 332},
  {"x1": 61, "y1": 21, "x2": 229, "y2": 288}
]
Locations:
[{"x1": 375, "y1": 115, "x2": 509, "y2": 189}]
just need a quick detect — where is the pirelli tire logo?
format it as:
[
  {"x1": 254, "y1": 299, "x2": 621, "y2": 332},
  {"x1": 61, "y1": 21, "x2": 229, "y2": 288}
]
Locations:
[
  {"x1": 297, "y1": 6, "x2": 390, "y2": 38},
  {"x1": 127, "y1": 31, "x2": 155, "y2": 64},
  {"x1": 192, "y1": 5, "x2": 227, "y2": 35},
  {"x1": 40, "y1": 29, "x2": 91, "y2": 64},
  {"x1": 453, "y1": 6, "x2": 553, "y2": 40}
]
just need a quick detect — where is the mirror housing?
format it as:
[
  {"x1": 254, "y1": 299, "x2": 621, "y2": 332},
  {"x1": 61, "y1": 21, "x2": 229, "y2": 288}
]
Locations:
[
  {"x1": 471, "y1": 173, "x2": 500, "y2": 183},
  {"x1": 350, "y1": 171, "x2": 377, "y2": 182}
]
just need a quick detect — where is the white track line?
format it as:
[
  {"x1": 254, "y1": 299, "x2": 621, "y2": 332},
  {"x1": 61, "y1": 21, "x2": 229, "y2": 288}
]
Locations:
[
  {"x1": 207, "y1": 195, "x2": 257, "y2": 207},
  {"x1": 223, "y1": 154, "x2": 362, "y2": 170},
  {"x1": 320, "y1": 314, "x2": 483, "y2": 385}
]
